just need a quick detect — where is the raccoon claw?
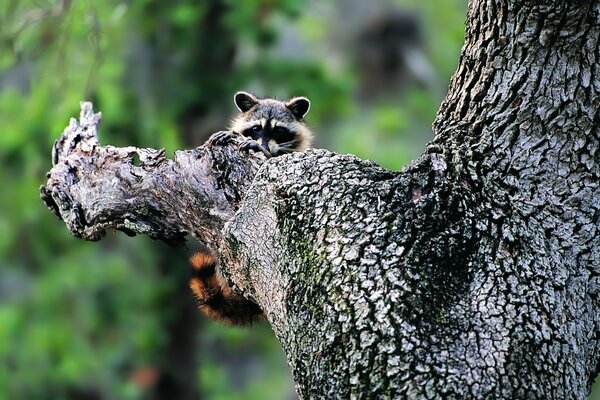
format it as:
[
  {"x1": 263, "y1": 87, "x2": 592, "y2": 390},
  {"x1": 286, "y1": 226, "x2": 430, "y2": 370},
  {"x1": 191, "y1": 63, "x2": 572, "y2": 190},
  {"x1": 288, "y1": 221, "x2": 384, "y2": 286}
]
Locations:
[
  {"x1": 207, "y1": 130, "x2": 235, "y2": 147},
  {"x1": 239, "y1": 139, "x2": 272, "y2": 158}
]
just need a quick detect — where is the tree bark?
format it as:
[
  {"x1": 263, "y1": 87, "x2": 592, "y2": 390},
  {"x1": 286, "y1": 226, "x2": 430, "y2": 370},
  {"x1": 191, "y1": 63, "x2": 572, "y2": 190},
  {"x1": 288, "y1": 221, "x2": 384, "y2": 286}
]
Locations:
[{"x1": 41, "y1": 1, "x2": 600, "y2": 399}]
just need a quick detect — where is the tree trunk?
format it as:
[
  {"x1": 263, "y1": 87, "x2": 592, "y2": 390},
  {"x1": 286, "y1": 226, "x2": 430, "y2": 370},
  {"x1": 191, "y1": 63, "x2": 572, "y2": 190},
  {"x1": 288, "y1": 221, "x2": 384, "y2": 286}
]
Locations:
[{"x1": 41, "y1": 0, "x2": 600, "y2": 399}]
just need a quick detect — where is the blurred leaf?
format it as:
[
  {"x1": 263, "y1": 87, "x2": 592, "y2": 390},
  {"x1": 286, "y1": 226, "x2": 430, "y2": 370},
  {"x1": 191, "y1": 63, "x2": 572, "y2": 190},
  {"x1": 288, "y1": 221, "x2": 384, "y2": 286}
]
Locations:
[
  {"x1": 0, "y1": 0, "x2": 471, "y2": 398},
  {"x1": 374, "y1": 105, "x2": 409, "y2": 136}
]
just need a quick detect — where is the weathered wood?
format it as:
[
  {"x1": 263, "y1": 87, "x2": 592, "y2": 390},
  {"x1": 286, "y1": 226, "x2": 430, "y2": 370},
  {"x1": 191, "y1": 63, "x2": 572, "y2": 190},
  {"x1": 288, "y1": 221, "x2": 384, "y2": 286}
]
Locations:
[{"x1": 41, "y1": 102, "x2": 265, "y2": 249}]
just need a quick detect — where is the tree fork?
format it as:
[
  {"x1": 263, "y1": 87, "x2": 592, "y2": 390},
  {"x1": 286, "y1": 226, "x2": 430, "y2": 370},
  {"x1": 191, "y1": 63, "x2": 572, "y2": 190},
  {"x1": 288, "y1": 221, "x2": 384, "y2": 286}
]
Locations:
[{"x1": 41, "y1": 1, "x2": 600, "y2": 398}]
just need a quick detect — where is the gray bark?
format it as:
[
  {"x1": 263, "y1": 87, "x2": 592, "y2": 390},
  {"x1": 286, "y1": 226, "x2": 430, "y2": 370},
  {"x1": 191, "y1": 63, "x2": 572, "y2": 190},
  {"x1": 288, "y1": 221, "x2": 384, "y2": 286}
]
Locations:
[
  {"x1": 41, "y1": 103, "x2": 265, "y2": 249},
  {"x1": 41, "y1": 0, "x2": 600, "y2": 399}
]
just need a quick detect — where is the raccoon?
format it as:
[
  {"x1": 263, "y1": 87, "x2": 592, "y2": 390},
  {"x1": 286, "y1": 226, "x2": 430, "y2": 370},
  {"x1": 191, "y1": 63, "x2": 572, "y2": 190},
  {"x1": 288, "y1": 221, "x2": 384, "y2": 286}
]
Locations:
[
  {"x1": 192, "y1": 92, "x2": 313, "y2": 325},
  {"x1": 208, "y1": 91, "x2": 313, "y2": 157}
]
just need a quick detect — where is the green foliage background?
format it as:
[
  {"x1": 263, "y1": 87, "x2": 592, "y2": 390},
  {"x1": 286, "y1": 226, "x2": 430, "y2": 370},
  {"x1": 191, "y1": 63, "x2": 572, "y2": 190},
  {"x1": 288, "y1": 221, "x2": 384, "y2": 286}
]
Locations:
[{"x1": 15, "y1": 0, "x2": 597, "y2": 399}]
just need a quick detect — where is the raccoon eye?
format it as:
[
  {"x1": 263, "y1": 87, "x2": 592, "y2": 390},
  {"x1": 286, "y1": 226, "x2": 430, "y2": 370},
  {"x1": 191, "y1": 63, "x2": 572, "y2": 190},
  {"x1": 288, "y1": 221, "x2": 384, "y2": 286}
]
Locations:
[
  {"x1": 252, "y1": 125, "x2": 261, "y2": 133},
  {"x1": 272, "y1": 127, "x2": 293, "y2": 142}
]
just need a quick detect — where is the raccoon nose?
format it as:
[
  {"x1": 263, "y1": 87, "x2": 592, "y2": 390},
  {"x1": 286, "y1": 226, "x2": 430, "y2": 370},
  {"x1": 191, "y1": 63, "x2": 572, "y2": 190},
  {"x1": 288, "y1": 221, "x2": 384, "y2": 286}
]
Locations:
[{"x1": 260, "y1": 137, "x2": 270, "y2": 152}]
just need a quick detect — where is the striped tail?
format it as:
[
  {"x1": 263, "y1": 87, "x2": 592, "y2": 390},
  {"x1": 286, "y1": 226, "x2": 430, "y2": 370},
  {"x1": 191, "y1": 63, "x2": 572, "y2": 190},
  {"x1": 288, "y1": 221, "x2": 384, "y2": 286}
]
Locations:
[{"x1": 189, "y1": 249, "x2": 263, "y2": 326}]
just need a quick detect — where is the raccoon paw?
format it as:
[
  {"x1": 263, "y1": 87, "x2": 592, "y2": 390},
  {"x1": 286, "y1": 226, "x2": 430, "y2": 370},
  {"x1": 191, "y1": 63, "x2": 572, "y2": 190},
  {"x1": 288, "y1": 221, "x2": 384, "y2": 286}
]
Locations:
[
  {"x1": 239, "y1": 139, "x2": 272, "y2": 158},
  {"x1": 207, "y1": 130, "x2": 236, "y2": 147}
]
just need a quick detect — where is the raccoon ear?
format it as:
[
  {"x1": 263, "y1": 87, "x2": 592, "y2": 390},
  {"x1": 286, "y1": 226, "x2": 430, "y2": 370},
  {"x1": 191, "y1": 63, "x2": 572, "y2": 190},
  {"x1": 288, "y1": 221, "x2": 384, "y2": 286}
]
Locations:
[
  {"x1": 286, "y1": 97, "x2": 310, "y2": 120},
  {"x1": 234, "y1": 91, "x2": 259, "y2": 113}
]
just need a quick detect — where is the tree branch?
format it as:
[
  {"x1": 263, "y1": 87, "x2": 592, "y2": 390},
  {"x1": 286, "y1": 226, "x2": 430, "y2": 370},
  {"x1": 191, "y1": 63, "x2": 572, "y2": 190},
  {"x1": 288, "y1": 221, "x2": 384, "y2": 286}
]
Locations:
[{"x1": 40, "y1": 102, "x2": 266, "y2": 248}]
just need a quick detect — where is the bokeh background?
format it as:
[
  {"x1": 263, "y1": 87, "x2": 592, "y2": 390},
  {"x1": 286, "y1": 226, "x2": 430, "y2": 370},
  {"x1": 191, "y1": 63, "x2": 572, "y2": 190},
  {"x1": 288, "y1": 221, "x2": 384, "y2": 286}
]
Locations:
[{"x1": 3, "y1": 1, "x2": 595, "y2": 399}]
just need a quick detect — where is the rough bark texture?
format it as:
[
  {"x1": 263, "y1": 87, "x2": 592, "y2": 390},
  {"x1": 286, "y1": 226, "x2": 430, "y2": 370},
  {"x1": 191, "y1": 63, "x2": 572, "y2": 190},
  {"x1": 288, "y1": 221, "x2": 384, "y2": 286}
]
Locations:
[
  {"x1": 41, "y1": 0, "x2": 600, "y2": 399},
  {"x1": 41, "y1": 102, "x2": 266, "y2": 249}
]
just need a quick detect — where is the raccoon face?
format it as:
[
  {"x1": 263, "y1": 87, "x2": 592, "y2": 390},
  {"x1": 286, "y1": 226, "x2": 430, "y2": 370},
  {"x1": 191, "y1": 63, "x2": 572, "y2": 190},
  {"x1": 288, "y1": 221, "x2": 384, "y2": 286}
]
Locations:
[{"x1": 230, "y1": 91, "x2": 313, "y2": 156}]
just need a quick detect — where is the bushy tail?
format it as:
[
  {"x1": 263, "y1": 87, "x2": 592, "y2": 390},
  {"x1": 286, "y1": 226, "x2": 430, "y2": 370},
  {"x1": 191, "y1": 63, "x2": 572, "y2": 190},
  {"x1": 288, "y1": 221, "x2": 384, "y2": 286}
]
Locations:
[{"x1": 189, "y1": 249, "x2": 263, "y2": 326}]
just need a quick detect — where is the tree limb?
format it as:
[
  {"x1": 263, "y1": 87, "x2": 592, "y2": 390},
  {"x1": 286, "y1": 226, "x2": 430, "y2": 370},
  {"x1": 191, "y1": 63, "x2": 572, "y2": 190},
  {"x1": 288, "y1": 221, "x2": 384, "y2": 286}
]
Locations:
[{"x1": 40, "y1": 102, "x2": 266, "y2": 249}]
